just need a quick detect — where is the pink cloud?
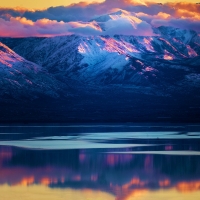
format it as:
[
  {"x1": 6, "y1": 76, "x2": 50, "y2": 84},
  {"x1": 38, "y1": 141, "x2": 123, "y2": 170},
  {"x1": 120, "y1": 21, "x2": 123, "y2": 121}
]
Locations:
[
  {"x1": 0, "y1": 17, "x2": 71, "y2": 37},
  {"x1": 0, "y1": 1, "x2": 200, "y2": 37},
  {"x1": 68, "y1": 21, "x2": 102, "y2": 35},
  {"x1": 0, "y1": 17, "x2": 104, "y2": 37},
  {"x1": 0, "y1": 11, "x2": 157, "y2": 37}
]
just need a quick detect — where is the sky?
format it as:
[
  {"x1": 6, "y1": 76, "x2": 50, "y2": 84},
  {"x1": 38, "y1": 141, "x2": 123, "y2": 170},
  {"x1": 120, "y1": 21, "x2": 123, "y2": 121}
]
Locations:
[
  {"x1": 0, "y1": 0, "x2": 200, "y2": 37},
  {"x1": 0, "y1": 0, "x2": 200, "y2": 9},
  {"x1": 0, "y1": 0, "x2": 104, "y2": 9}
]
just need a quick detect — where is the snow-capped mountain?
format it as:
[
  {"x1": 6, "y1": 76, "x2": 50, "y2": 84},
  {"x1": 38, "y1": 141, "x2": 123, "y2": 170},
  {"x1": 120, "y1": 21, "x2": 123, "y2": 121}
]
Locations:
[
  {"x1": 0, "y1": 9, "x2": 200, "y2": 98},
  {"x1": 91, "y1": 10, "x2": 155, "y2": 36},
  {"x1": 1, "y1": 32, "x2": 199, "y2": 91},
  {"x1": 0, "y1": 42, "x2": 63, "y2": 99},
  {"x1": 0, "y1": 10, "x2": 200, "y2": 122}
]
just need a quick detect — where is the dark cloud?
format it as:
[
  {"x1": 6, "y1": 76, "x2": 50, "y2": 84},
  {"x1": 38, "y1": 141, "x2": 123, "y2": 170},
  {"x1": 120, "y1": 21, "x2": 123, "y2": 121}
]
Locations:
[
  {"x1": 0, "y1": 1, "x2": 176, "y2": 22},
  {"x1": 0, "y1": 8, "x2": 24, "y2": 20},
  {"x1": 22, "y1": 6, "x2": 94, "y2": 22},
  {"x1": 0, "y1": 1, "x2": 199, "y2": 23}
]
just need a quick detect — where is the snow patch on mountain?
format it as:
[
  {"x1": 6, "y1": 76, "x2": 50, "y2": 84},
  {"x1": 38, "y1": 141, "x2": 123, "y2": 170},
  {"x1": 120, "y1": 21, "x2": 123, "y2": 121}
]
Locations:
[
  {"x1": 77, "y1": 36, "x2": 143, "y2": 70},
  {"x1": 92, "y1": 9, "x2": 156, "y2": 36}
]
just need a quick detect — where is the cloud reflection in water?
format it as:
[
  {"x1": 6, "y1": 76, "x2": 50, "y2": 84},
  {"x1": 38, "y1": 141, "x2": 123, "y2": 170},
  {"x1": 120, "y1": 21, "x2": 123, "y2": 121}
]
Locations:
[{"x1": 0, "y1": 126, "x2": 199, "y2": 199}]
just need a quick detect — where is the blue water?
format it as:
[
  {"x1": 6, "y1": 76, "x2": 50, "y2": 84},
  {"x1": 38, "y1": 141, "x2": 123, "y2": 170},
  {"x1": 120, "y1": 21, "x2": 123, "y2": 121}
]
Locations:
[{"x1": 0, "y1": 124, "x2": 200, "y2": 199}]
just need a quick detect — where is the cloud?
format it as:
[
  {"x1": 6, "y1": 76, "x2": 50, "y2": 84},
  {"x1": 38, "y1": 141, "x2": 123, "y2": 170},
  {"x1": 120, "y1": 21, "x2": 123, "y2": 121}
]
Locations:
[
  {"x1": 0, "y1": 9, "x2": 157, "y2": 37},
  {"x1": 0, "y1": 17, "x2": 104, "y2": 37},
  {"x1": 0, "y1": 7, "x2": 26, "y2": 20},
  {"x1": 68, "y1": 21, "x2": 101, "y2": 30},
  {"x1": 134, "y1": 5, "x2": 200, "y2": 33},
  {"x1": 68, "y1": 21, "x2": 102, "y2": 35},
  {"x1": 136, "y1": 12, "x2": 171, "y2": 24},
  {"x1": 0, "y1": 1, "x2": 200, "y2": 22},
  {"x1": 152, "y1": 18, "x2": 200, "y2": 33},
  {"x1": 103, "y1": 14, "x2": 156, "y2": 36},
  {"x1": 69, "y1": 26, "x2": 102, "y2": 35},
  {"x1": 0, "y1": 1, "x2": 172, "y2": 22},
  {"x1": 0, "y1": 1, "x2": 200, "y2": 37},
  {"x1": 0, "y1": 17, "x2": 71, "y2": 37}
]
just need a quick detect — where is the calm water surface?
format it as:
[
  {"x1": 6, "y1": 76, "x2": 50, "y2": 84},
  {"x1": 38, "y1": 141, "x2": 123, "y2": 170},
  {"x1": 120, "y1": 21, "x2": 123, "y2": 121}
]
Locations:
[{"x1": 0, "y1": 124, "x2": 200, "y2": 200}]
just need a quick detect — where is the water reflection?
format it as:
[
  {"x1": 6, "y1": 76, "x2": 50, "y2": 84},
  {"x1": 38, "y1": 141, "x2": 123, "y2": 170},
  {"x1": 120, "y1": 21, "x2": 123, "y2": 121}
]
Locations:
[{"x1": 0, "y1": 125, "x2": 199, "y2": 199}]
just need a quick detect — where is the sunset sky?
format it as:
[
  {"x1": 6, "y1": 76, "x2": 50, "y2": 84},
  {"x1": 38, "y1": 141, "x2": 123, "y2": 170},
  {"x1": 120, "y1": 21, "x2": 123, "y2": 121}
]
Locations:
[
  {"x1": 0, "y1": 0, "x2": 200, "y2": 37},
  {"x1": 0, "y1": 0, "x2": 199, "y2": 9},
  {"x1": 0, "y1": 0, "x2": 104, "y2": 9}
]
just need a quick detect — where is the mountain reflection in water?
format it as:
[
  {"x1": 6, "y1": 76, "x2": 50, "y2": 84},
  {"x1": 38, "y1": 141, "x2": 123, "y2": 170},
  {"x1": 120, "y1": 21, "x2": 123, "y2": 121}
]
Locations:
[{"x1": 0, "y1": 124, "x2": 200, "y2": 199}]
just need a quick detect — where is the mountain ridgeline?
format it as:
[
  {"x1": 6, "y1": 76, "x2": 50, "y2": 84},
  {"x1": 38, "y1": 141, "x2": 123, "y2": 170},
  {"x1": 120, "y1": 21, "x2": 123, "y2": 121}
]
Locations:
[{"x1": 0, "y1": 10, "x2": 200, "y2": 123}]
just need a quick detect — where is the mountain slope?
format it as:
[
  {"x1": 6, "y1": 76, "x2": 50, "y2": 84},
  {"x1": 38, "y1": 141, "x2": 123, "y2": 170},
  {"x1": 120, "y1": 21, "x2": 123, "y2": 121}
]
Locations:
[
  {"x1": 1, "y1": 32, "x2": 200, "y2": 97},
  {"x1": 0, "y1": 10, "x2": 200, "y2": 122},
  {"x1": 0, "y1": 9, "x2": 200, "y2": 97},
  {"x1": 0, "y1": 42, "x2": 63, "y2": 99}
]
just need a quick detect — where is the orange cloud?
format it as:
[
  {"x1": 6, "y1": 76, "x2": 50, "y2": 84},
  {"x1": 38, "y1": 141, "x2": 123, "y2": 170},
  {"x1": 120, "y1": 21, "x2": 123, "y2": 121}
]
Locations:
[
  {"x1": 68, "y1": 21, "x2": 102, "y2": 31},
  {"x1": 0, "y1": 1, "x2": 200, "y2": 37},
  {"x1": 137, "y1": 12, "x2": 171, "y2": 20},
  {"x1": 162, "y1": 2, "x2": 200, "y2": 20},
  {"x1": 0, "y1": 17, "x2": 71, "y2": 37},
  {"x1": 15, "y1": 17, "x2": 34, "y2": 25},
  {"x1": 175, "y1": 9, "x2": 200, "y2": 21},
  {"x1": 167, "y1": 2, "x2": 200, "y2": 13},
  {"x1": 157, "y1": 12, "x2": 171, "y2": 19}
]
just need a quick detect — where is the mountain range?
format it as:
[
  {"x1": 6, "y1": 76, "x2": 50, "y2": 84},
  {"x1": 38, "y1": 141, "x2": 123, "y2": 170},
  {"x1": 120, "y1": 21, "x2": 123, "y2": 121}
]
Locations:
[{"x1": 0, "y1": 10, "x2": 200, "y2": 122}]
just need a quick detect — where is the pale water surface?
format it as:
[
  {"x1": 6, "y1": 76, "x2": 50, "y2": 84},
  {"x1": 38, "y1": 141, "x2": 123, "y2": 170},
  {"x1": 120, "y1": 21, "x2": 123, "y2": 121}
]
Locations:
[{"x1": 0, "y1": 124, "x2": 200, "y2": 200}]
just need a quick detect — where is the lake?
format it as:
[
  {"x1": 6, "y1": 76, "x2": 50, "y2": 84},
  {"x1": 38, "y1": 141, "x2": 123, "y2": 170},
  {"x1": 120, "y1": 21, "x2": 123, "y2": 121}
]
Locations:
[{"x1": 0, "y1": 124, "x2": 200, "y2": 200}]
